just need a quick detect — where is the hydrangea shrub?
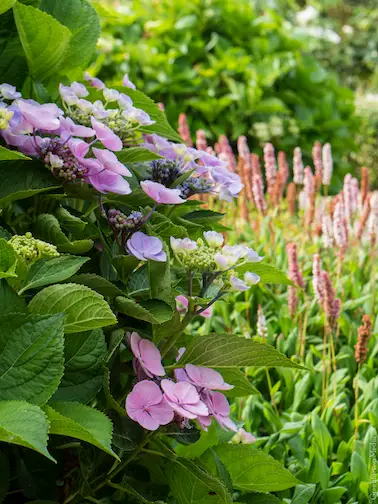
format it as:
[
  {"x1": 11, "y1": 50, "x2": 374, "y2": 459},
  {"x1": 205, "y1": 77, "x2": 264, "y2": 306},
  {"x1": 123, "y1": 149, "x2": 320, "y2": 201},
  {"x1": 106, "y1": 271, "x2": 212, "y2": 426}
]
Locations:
[{"x1": 0, "y1": 1, "x2": 301, "y2": 502}]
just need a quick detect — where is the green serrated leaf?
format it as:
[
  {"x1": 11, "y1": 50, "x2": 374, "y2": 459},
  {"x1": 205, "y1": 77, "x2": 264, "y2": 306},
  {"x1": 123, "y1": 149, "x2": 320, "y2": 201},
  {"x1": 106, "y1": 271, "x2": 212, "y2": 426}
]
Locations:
[
  {"x1": 52, "y1": 328, "x2": 107, "y2": 403},
  {"x1": 0, "y1": 279, "x2": 27, "y2": 314},
  {"x1": 166, "y1": 457, "x2": 233, "y2": 504},
  {"x1": 0, "y1": 400, "x2": 54, "y2": 461},
  {"x1": 0, "y1": 161, "x2": 58, "y2": 208},
  {"x1": 13, "y1": 1, "x2": 71, "y2": 81},
  {"x1": 235, "y1": 262, "x2": 293, "y2": 286},
  {"x1": 44, "y1": 402, "x2": 119, "y2": 459},
  {"x1": 112, "y1": 255, "x2": 139, "y2": 284},
  {"x1": 0, "y1": 238, "x2": 18, "y2": 279},
  {"x1": 69, "y1": 273, "x2": 124, "y2": 297},
  {"x1": 0, "y1": 145, "x2": 30, "y2": 160},
  {"x1": 0, "y1": 313, "x2": 64, "y2": 405},
  {"x1": 34, "y1": 214, "x2": 94, "y2": 254},
  {"x1": 290, "y1": 484, "x2": 316, "y2": 504},
  {"x1": 115, "y1": 296, "x2": 173, "y2": 324},
  {"x1": 179, "y1": 334, "x2": 303, "y2": 369},
  {"x1": 18, "y1": 255, "x2": 89, "y2": 293},
  {"x1": 39, "y1": 0, "x2": 100, "y2": 71},
  {"x1": 148, "y1": 242, "x2": 174, "y2": 306},
  {"x1": 117, "y1": 147, "x2": 162, "y2": 164},
  {"x1": 0, "y1": 0, "x2": 14, "y2": 15},
  {"x1": 218, "y1": 369, "x2": 259, "y2": 398},
  {"x1": 28, "y1": 283, "x2": 117, "y2": 333},
  {"x1": 203, "y1": 445, "x2": 299, "y2": 492},
  {"x1": 175, "y1": 423, "x2": 218, "y2": 460},
  {"x1": 237, "y1": 493, "x2": 282, "y2": 504}
]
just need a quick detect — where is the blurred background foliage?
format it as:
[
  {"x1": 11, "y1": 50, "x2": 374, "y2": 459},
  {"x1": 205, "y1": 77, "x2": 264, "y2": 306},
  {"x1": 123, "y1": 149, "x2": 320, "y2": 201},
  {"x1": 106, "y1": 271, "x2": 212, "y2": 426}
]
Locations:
[{"x1": 89, "y1": 0, "x2": 377, "y2": 185}]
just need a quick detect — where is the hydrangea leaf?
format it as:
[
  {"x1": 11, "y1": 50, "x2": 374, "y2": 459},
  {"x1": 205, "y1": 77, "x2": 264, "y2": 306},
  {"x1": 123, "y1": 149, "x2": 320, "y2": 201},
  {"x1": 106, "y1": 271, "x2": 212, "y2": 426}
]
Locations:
[
  {"x1": 44, "y1": 402, "x2": 119, "y2": 460},
  {"x1": 40, "y1": 0, "x2": 100, "y2": 71},
  {"x1": 117, "y1": 147, "x2": 162, "y2": 164},
  {"x1": 0, "y1": 279, "x2": 27, "y2": 314},
  {"x1": 68, "y1": 273, "x2": 124, "y2": 297},
  {"x1": 0, "y1": 238, "x2": 18, "y2": 279},
  {"x1": 179, "y1": 334, "x2": 304, "y2": 369},
  {"x1": 52, "y1": 329, "x2": 107, "y2": 404},
  {"x1": 0, "y1": 313, "x2": 64, "y2": 404},
  {"x1": 0, "y1": 0, "x2": 14, "y2": 15},
  {"x1": 28, "y1": 283, "x2": 117, "y2": 333},
  {"x1": 18, "y1": 255, "x2": 89, "y2": 293},
  {"x1": 115, "y1": 296, "x2": 173, "y2": 324},
  {"x1": 217, "y1": 369, "x2": 260, "y2": 398},
  {"x1": 202, "y1": 445, "x2": 299, "y2": 492},
  {"x1": 0, "y1": 400, "x2": 54, "y2": 461},
  {"x1": 235, "y1": 262, "x2": 294, "y2": 286},
  {"x1": 0, "y1": 161, "x2": 58, "y2": 208},
  {"x1": 0, "y1": 145, "x2": 30, "y2": 160},
  {"x1": 13, "y1": 1, "x2": 71, "y2": 81}
]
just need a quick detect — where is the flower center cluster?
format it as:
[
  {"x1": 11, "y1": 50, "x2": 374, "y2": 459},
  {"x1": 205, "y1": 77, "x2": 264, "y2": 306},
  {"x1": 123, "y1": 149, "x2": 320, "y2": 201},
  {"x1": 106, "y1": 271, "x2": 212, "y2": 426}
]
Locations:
[{"x1": 39, "y1": 138, "x2": 86, "y2": 182}]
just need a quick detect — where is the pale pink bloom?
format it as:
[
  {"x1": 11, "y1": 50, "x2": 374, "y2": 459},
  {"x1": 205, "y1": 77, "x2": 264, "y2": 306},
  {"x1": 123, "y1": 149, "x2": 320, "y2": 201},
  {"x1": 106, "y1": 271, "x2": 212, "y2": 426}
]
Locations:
[
  {"x1": 333, "y1": 200, "x2": 348, "y2": 251},
  {"x1": 230, "y1": 275, "x2": 249, "y2": 291},
  {"x1": 293, "y1": 147, "x2": 304, "y2": 185},
  {"x1": 178, "y1": 113, "x2": 192, "y2": 147},
  {"x1": 201, "y1": 391, "x2": 237, "y2": 432},
  {"x1": 244, "y1": 272, "x2": 260, "y2": 285},
  {"x1": 91, "y1": 117, "x2": 122, "y2": 151},
  {"x1": 236, "y1": 428, "x2": 256, "y2": 444},
  {"x1": 127, "y1": 232, "x2": 167, "y2": 262},
  {"x1": 252, "y1": 173, "x2": 267, "y2": 215},
  {"x1": 257, "y1": 305, "x2": 267, "y2": 338},
  {"x1": 18, "y1": 100, "x2": 61, "y2": 131},
  {"x1": 59, "y1": 116, "x2": 95, "y2": 137},
  {"x1": 183, "y1": 364, "x2": 233, "y2": 391},
  {"x1": 161, "y1": 379, "x2": 208, "y2": 419},
  {"x1": 92, "y1": 147, "x2": 131, "y2": 177},
  {"x1": 88, "y1": 169, "x2": 131, "y2": 195},
  {"x1": 126, "y1": 380, "x2": 174, "y2": 431},
  {"x1": 130, "y1": 332, "x2": 165, "y2": 378},
  {"x1": 122, "y1": 73, "x2": 136, "y2": 90},
  {"x1": 322, "y1": 213, "x2": 333, "y2": 249},
  {"x1": 322, "y1": 143, "x2": 333, "y2": 186},
  {"x1": 170, "y1": 237, "x2": 197, "y2": 253},
  {"x1": 141, "y1": 180, "x2": 185, "y2": 204},
  {"x1": 196, "y1": 129, "x2": 208, "y2": 151},
  {"x1": 84, "y1": 72, "x2": 105, "y2": 90}
]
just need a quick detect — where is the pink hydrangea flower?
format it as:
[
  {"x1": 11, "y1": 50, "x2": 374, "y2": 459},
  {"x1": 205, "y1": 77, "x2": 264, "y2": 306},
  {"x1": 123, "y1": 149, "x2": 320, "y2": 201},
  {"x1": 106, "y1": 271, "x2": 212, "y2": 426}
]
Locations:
[
  {"x1": 88, "y1": 169, "x2": 131, "y2": 195},
  {"x1": 126, "y1": 380, "x2": 174, "y2": 431},
  {"x1": 91, "y1": 117, "x2": 122, "y2": 151},
  {"x1": 18, "y1": 100, "x2": 61, "y2": 131},
  {"x1": 199, "y1": 391, "x2": 237, "y2": 431},
  {"x1": 178, "y1": 364, "x2": 233, "y2": 391},
  {"x1": 84, "y1": 72, "x2": 105, "y2": 90},
  {"x1": 60, "y1": 116, "x2": 95, "y2": 138},
  {"x1": 130, "y1": 332, "x2": 165, "y2": 378},
  {"x1": 161, "y1": 379, "x2": 208, "y2": 419},
  {"x1": 92, "y1": 147, "x2": 131, "y2": 177},
  {"x1": 141, "y1": 180, "x2": 186, "y2": 204},
  {"x1": 127, "y1": 232, "x2": 167, "y2": 262}
]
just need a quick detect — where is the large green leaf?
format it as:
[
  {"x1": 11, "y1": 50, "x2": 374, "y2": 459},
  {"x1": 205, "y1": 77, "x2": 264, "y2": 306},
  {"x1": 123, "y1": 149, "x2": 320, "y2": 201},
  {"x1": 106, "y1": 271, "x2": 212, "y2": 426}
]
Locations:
[
  {"x1": 115, "y1": 87, "x2": 183, "y2": 143},
  {"x1": 117, "y1": 147, "x2": 162, "y2": 164},
  {"x1": 0, "y1": 279, "x2": 27, "y2": 314},
  {"x1": 0, "y1": 400, "x2": 53, "y2": 461},
  {"x1": 39, "y1": 0, "x2": 100, "y2": 71},
  {"x1": 235, "y1": 262, "x2": 293, "y2": 286},
  {"x1": 44, "y1": 402, "x2": 119, "y2": 459},
  {"x1": 18, "y1": 255, "x2": 89, "y2": 293},
  {"x1": 112, "y1": 255, "x2": 139, "y2": 284},
  {"x1": 290, "y1": 484, "x2": 316, "y2": 504},
  {"x1": 0, "y1": 238, "x2": 18, "y2": 279},
  {"x1": 13, "y1": 1, "x2": 71, "y2": 81},
  {"x1": 218, "y1": 369, "x2": 259, "y2": 398},
  {"x1": 0, "y1": 145, "x2": 30, "y2": 160},
  {"x1": 69, "y1": 273, "x2": 124, "y2": 297},
  {"x1": 203, "y1": 445, "x2": 299, "y2": 492},
  {"x1": 0, "y1": 161, "x2": 58, "y2": 208},
  {"x1": 52, "y1": 329, "x2": 107, "y2": 403},
  {"x1": 0, "y1": 0, "x2": 14, "y2": 15},
  {"x1": 175, "y1": 424, "x2": 218, "y2": 460},
  {"x1": 115, "y1": 296, "x2": 173, "y2": 324},
  {"x1": 0, "y1": 313, "x2": 64, "y2": 404},
  {"x1": 237, "y1": 494, "x2": 282, "y2": 504},
  {"x1": 179, "y1": 334, "x2": 303, "y2": 369},
  {"x1": 28, "y1": 283, "x2": 117, "y2": 333},
  {"x1": 166, "y1": 458, "x2": 233, "y2": 504},
  {"x1": 148, "y1": 243, "x2": 174, "y2": 306},
  {"x1": 34, "y1": 214, "x2": 94, "y2": 254}
]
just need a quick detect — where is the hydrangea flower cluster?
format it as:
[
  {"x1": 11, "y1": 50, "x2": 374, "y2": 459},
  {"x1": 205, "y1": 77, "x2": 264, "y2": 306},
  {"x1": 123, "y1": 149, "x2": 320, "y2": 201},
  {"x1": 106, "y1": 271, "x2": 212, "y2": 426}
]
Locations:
[
  {"x1": 9, "y1": 232, "x2": 59, "y2": 263},
  {"x1": 170, "y1": 231, "x2": 262, "y2": 293},
  {"x1": 126, "y1": 332, "x2": 236, "y2": 432}
]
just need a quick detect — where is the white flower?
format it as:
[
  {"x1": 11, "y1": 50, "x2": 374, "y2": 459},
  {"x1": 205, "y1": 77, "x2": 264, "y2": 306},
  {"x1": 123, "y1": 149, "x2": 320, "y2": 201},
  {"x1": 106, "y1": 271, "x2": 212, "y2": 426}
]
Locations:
[
  {"x1": 103, "y1": 88, "x2": 120, "y2": 103},
  {"x1": 48, "y1": 153, "x2": 64, "y2": 168},
  {"x1": 245, "y1": 248, "x2": 264, "y2": 262},
  {"x1": 77, "y1": 99, "x2": 94, "y2": 113},
  {"x1": 214, "y1": 252, "x2": 230, "y2": 271},
  {"x1": 204, "y1": 231, "x2": 224, "y2": 248},
  {"x1": 170, "y1": 237, "x2": 197, "y2": 253},
  {"x1": 244, "y1": 272, "x2": 260, "y2": 286},
  {"x1": 230, "y1": 275, "x2": 249, "y2": 291}
]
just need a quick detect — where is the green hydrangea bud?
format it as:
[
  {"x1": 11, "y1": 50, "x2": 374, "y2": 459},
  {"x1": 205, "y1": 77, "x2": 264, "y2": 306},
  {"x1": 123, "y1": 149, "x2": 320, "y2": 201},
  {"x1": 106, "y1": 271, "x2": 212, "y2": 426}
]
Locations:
[
  {"x1": 0, "y1": 108, "x2": 14, "y2": 130},
  {"x1": 9, "y1": 232, "x2": 60, "y2": 263}
]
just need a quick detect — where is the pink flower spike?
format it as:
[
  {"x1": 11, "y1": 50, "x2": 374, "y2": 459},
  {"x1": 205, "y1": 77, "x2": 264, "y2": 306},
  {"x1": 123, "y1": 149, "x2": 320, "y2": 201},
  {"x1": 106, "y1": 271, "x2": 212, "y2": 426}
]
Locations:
[
  {"x1": 126, "y1": 380, "x2": 174, "y2": 431},
  {"x1": 130, "y1": 332, "x2": 165, "y2": 378},
  {"x1": 88, "y1": 170, "x2": 132, "y2": 195},
  {"x1": 161, "y1": 379, "x2": 208, "y2": 419},
  {"x1": 92, "y1": 147, "x2": 131, "y2": 177},
  {"x1": 185, "y1": 364, "x2": 233, "y2": 391},
  {"x1": 91, "y1": 117, "x2": 122, "y2": 151},
  {"x1": 141, "y1": 180, "x2": 186, "y2": 204}
]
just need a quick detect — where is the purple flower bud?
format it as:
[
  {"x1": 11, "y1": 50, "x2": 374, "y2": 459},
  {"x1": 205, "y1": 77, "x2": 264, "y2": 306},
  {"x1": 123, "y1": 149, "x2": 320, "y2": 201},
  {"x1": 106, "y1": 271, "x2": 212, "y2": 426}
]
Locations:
[{"x1": 127, "y1": 232, "x2": 167, "y2": 262}]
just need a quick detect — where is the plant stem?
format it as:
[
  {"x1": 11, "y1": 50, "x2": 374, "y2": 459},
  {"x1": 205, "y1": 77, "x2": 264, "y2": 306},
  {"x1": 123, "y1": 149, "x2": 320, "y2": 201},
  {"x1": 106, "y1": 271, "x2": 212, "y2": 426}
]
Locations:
[
  {"x1": 354, "y1": 363, "x2": 361, "y2": 441},
  {"x1": 265, "y1": 368, "x2": 279, "y2": 415},
  {"x1": 160, "y1": 311, "x2": 193, "y2": 358}
]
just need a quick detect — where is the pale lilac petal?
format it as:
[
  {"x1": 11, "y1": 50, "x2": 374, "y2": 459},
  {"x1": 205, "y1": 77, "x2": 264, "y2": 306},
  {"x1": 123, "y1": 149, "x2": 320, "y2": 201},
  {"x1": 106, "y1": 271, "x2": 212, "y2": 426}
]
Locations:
[
  {"x1": 185, "y1": 401, "x2": 208, "y2": 417},
  {"x1": 149, "y1": 398, "x2": 174, "y2": 425},
  {"x1": 197, "y1": 415, "x2": 212, "y2": 431},
  {"x1": 160, "y1": 379, "x2": 177, "y2": 401},
  {"x1": 88, "y1": 170, "x2": 131, "y2": 195},
  {"x1": 174, "y1": 368, "x2": 189, "y2": 381},
  {"x1": 71, "y1": 82, "x2": 89, "y2": 98},
  {"x1": 18, "y1": 100, "x2": 60, "y2": 131},
  {"x1": 127, "y1": 232, "x2": 166, "y2": 262},
  {"x1": 60, "y1": 116, "x2": 94, "y2": 137},
  {"x1": 91, "y1": 117, "x2": 122, "y2": 151},
  {"x1": 164, "y1": 397, "x2": 197, "y2": 419},
  {"x1": 92, "y1": 147, "x2": 131, "y2": 176},
  {"x1": 130, "y1": 332, "x2": 142, "y2": 360},
  {"x1": 68, "y1": 138, "x2": 90, "y2": 158},
  {"x1": 185, "y1": 364, "x2": 233, "y2": 391},
  {"x1": 141, "y1": 180, "x2": 186, "y2": 204},
  {"x1": 210, "y1": 391, "x2": 230, "y2": 416},
  {"x1": 122, "y1": 73, "x2": 136, "y2": 90},
  {"x1": 230, "y1": 275, "x2": 249, "y2": 291},
  {"x1": 139, "y1": 339, "x2": 165, "y2": 377},
  {"x1": 146, "y1": 249, "x2": 166, "y2": 262},
  {"x1": 175, "y1": 381, "x2": 200, "y2": 404},
  {"x1": 215, "y1": 414, "x2": 237, "y2": 432}
]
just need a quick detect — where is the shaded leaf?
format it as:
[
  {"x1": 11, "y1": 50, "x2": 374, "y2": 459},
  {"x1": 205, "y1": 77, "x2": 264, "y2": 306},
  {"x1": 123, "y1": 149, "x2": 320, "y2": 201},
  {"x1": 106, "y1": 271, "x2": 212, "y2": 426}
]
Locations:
[{"x1": 115, "y1": 296, "x2": 173, "y2": 324}]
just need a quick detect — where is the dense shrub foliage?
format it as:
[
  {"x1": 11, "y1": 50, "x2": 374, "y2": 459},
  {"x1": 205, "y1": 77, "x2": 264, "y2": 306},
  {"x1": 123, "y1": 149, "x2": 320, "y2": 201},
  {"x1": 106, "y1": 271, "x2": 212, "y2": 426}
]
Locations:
[{"x1": 92, "y1": 0, "x2": 357, "y2": 171}]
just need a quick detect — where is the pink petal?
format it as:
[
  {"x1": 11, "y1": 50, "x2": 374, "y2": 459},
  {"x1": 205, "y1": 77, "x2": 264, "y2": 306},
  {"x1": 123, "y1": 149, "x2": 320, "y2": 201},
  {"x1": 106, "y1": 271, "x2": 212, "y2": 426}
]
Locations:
[
  {"x1": 200, "y1": 305, "x2": 214, "y2": 318},
  {"x1": 210, "y1": 391, "x2": 230, "y2": 416},
  {"x1": 134, "y1": 410, "x2": 160, "y2": 431},
  {"x1": 164, "y1": 396, "x2": 197, "y2": 419},
  {"x1": 176, "y1": 295, "x2": 189, "y2": 314},
  {"x1": 130, "y1": 332, "x2": 142, "y2": 359},
  {"x1": 139, "y1": 339, "x2": 165, "y2": 377},
  {"x1": 141, "y1": 180, "x2": 186, "y2": 204},
  {"x1": 88, "y1": 171, "x2": 131, "y2": 195},
  {"x1": 160, "y1": 379, "x2": 177, "y2": 401},
  {"x1": 92, "y1": 147, "x2": 131, "y2": 177},
  {"x1": 197, "y1": 415, "x2": 212, "y2": 431},
  {"x1": 174, "y1": 381, "x2": 200, "y2": 405},
  {"x1": 215, "y1": 414, "x2": 237, "y2": 432},
  {"x1": 68, "y1": 138, "x2": 90, "y2": 158},
  {"x1": 18, "y1": 100, "x2": 60, "y2": 131},
  {"x1": 185, "y1": 364, "x2": 233, "y2": 391},
  {"x1": 184, "y1": 400, "x2": 209, "y2": 417},
  {"x1": 91, "y1": 117, "x2": 122, "y2": 151},
  {"x1": 150, "y1": 397, "x2": 174, "y2": 425},
  {"x1": 129, "y1": 380, "x2": 163, "y2": 409}
]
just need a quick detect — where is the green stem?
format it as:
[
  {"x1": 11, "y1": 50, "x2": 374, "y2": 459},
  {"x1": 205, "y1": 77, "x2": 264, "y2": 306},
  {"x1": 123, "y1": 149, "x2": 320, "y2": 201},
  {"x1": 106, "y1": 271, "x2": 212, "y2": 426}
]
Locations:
[{"x1": 160, "y1": 311, "x2": 194, "y2": 358}]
